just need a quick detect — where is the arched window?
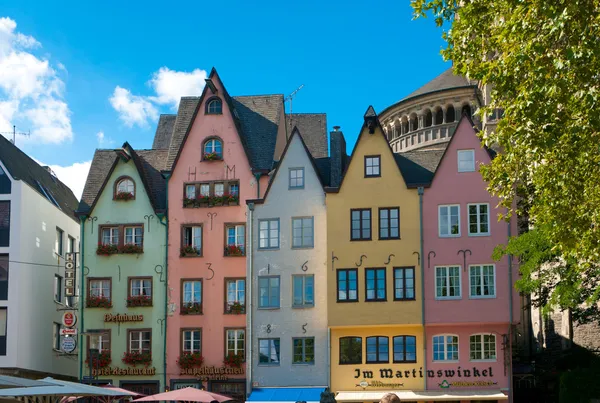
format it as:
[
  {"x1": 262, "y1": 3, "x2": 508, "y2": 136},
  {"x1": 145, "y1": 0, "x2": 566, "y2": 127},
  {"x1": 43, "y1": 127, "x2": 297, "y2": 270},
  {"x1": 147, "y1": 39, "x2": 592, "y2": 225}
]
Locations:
[
  {"x1": 446, "y1": 105, "x2": 456, "y2": 123},
  {"x1": 206, "y1": 97, "x2": 222, "y2": 115},
  {"x1": 435, "y1": 108, "x2": 444, "y2": 125},
  {"x1": 424, "y1": 110, "x2": 433, "y2": 127},
  {"x1": 202, "y1": 138, "x2": 223, "y2": 160},
  {"x1": 409, "y1": 115, "x2": 418, "y2": 132},
  {"x1": 402, "y1": 119, "x2": 409, "y2": 135},
  {"x1": 114, "y1": 177, "x2": 135, "y2": 200},
  {"x1": 461, "y1": 104, "x2": 472, "y2": 118}
]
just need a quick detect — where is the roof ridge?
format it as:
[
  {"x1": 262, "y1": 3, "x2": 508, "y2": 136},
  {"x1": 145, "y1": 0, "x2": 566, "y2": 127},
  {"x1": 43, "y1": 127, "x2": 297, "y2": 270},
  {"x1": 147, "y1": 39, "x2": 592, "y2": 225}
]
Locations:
[{"x1": 232, "y1": 94, "x2": 284, "y2": 98}]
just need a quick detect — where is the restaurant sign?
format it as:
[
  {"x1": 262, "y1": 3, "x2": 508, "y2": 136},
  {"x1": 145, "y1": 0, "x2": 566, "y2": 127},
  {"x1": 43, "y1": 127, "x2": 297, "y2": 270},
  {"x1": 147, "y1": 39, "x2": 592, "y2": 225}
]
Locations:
[
  {"x1": 353, "y1": 366, "x2": 496, "y2": 388},
  {"x1": 179, "y1": 366, "x2": 244, "y2": 381},
  {"x1": 92, "y1": 367, "x2": 157, "y2": 376},
  {"x1": 104, "y1": 314, "x2": 144, "y2": 323},
  {"x1": 439, "y1": 379, "x2": 498, "y2": 388}
]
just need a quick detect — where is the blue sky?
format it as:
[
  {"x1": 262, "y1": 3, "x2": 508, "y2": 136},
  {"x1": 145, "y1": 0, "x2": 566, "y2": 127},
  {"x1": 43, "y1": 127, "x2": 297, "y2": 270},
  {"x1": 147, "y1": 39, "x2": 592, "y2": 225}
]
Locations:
[{"x1": 0, "y1": 0, "x2": 449, "y2": 197}]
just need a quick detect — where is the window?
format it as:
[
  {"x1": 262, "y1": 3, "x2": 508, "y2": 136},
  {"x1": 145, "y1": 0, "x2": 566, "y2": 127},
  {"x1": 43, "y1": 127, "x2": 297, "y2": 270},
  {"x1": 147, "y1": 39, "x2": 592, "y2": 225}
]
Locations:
[
  {"x1": 200, "y1": 184, "x2": 210, "y2": 196},
  {"x1": 129, "y1": 277, "x2": 152, "y2": 302},
  {"x1": 394, "y1": 267, "x2": 415, "y2": 300},
  {"x1": 289, "y1": 168, "x2": 305, "y2": 189},
  {"x1": 292, "y1": 217, "x2": 314, "y2": 248},
  {"x1": 225, "y1": 278, "x2": 245, "y2": 313},
  {"x1": 214, "y1": 183, "x2": 224, "y2": 196},
  {"x1": 182, "y1": 225, "x2": 202, "y2": 256},
  {"x1": 89, "y1": 278, "x2": 111, "y2": 302},
  {"x1": 351, "y1": 209, "x2": 371, "y2": 241},
  {"x1": 53, "y1": 322, "x2": 62, "y2": 350},
  {"x1": 379, "y1": 208, "x2": 400, "y2": 240},
  {"x1": 339, "y1": 337, "x2": 362, "y2": 364},
  {"x1": 458, "y1": 150, "x2": 475, "y2": 172},
  {"x1": 116, "y1": 178, "x2": 135, "y2": 196},
  {"x1": 54, "y1": 275, "x2": 62, "y2": 303},
  {"x1": 182, "y1": 280, "x2": 202, "y2": 314},
  {"x1": 0, "y1": 166, "x2": 10, "y2": 194},
  {"x1": 182, "y1": 329, "x2": 202, "y2": 354},
  {"x1": 337, "y1": 269, "x2": 358, "y2": 302},
  {"x1": 293, "y1": 275, "x2": 314, "y2": 307},
  {"x1": 129, "y1": 330, "x2": 151, "y2": 354},
  {"x1": 225, "y1": 224, "x2": 245, "y2": 256},
  {"x1": 185, "y1": 184, "x2": 196, "y2": 199},
  {"x1": 88, "y1": 330, "x2": 110, "y2": 356},
  {"x1": 258, "y1": 219, "x2": 279, "y2": 249},
  {"x1": 0, "y1": 308, "x2": 5, "y2": 355},
  {"x1": 206, "y1": 98, "x2": 223, "y2": 115},
  {"x1": 470, "y1": 265, "x2": 496, "y2": 298},
  {"x1": 229, "y1": 183, "x2": 239, "y2": 196},
  {"x1": 435, "y1": 266, "x2": 461, "y2": 299},
  {"x1": 183, "y1": 180, "x2": 240, "y2": 206},
  {"x1": 55, "y1": 227, "x2": 64, "y2": 256},
  {"x1": 226, "y1": 329, "x2": 245, "y2": 357},
  {"x1": 67, "y1": 236, "x2": 76, "y2": 254},
  {"x1": 393, "y1": 336, "x2": 417, "y2": 363},
  {"x1": 468, "y1": 203, "x2": 490, "y2": 236},
  {"x1": 365, "y1": 268, "x2": 386, "y2": 301},
  {"x1": 258, "y1": 338, "x2": 280, "y2": 365},
  {"x1": 293, "y1": 337, "x2": 315, "y2": 365},
  {"x1": 0, "y1": 255, "x2": 8, "y2": 301},
  {"x1": 364, "y1": 155, "x2": 381, "y2": 177},
  {"x1": 439, "y1": 205, "x2": 460, "y2": 237},
  {"x1": 125, "y1": 226, "x2": 143, "y2": 247},
  {"x1": 203, "y1": 138, "x2": 223, "y2": 159},
  {"x1": 101, "y1": 227, "x2": 119, "y2": 245},
  {"x1": 258, "y1": 276, "x2": 280, "y2": 308},
  {"x1": 433, "y1": 335, "x2": 459, "y2": 361},
  {"x1": 0, "y1": 201, "x2": 9, "y2": 247},
  {"x1": 366, "y1": 336, "x2": 389, "y2": 363},
  {"x1": 470, "y1": 334, "x2": 496, "y2": 361}
]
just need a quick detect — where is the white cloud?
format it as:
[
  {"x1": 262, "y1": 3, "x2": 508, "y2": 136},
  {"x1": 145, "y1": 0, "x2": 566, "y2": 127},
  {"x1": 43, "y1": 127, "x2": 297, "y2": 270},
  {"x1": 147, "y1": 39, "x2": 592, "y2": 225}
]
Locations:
[
  {"x1": 96, "y1": 131, "x2": 104, "y2": 144},
  {"x1": 110, "y1": 66, "x2": 207, "y2": 127},
  {"x1": 109, "y1": 86, "x2": 158, "y2": 128},
  {"x1": 95, "y1": 130, "x2": 113, "y2": 146},
  {"x1": 0, "y1": 16, "x2": 72, "y2": 144}
]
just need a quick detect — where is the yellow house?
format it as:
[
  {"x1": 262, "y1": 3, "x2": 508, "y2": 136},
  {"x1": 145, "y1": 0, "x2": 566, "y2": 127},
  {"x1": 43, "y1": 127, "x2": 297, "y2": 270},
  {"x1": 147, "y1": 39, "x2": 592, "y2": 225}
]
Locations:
[{"x1": 326, "y1": 107, "x2": 426, "y2": 396}]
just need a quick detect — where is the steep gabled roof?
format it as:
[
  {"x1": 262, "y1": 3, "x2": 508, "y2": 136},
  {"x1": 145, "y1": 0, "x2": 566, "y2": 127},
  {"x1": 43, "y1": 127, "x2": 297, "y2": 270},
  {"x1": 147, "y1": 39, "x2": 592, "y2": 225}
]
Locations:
[
  {"x1": 77, "y1": 144, "x2": 168, "y2": 216},
  {"x1": 285, "y1": 113, "x2": 328, "y2": 158},
  {"x1": 0, "y1": 135, "x2": 79, "y2": 221},
  {"x1": 165, "y1": 68, "x2": 284, "y2": 173},
  {"x1": 152, "y1": 114, "x2": 176, "y2": 150}
]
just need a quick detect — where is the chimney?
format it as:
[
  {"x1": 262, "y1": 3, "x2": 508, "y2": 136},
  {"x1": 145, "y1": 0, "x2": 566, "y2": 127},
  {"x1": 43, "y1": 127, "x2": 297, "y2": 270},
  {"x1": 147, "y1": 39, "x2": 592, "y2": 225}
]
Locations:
[{"x1": 330, "y1": 126, "x2": 347, "y2": 188}]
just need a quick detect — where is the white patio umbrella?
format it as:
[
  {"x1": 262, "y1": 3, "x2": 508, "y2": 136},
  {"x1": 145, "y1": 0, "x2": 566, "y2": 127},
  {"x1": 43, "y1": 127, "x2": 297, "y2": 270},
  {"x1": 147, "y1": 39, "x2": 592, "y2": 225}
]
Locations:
[{"x1": 0, "y1": 377, "x2": 127, "y2": 403}]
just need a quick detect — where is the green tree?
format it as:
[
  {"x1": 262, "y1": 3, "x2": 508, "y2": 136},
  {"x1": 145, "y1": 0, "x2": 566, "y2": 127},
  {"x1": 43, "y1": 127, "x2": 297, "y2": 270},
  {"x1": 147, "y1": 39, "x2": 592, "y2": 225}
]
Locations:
[{"x1": 411, "y1": 0, "x2": 600, "y2": 311}]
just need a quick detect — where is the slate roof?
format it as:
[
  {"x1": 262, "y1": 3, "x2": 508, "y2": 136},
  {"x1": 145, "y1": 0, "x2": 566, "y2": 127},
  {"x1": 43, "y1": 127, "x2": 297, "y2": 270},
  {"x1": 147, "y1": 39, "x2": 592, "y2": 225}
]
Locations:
[
  {"x1": 402, "y1": 67, "x2": 475, "y2": 101},
  {"x1": 166, "y1": 97, "x2": 201, "y2": 170},
  {"x1": 285, "y1": 113, "x2": 328, "y2": 158},
  {"x1": 0, "y1": 134, "x2": 79, "y2": 221},
  {"x1": 313, "y1": 157, "x2": 332, "y2": 187},
  {"x1": 396, "y1": 149, "x2": 445, "y2": 186},
  {"x1": 152, "y1": 114, "x2": 176, "y2": 150}
]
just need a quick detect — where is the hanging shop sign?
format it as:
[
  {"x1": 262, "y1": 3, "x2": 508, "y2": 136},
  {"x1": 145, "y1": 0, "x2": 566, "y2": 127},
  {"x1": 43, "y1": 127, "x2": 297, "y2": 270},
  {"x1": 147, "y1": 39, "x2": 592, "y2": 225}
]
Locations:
[
  {"x1": 64, "y1": 252, "x2": 76, "y2": 297},
  {"x1": 60, "y1": 328, "x2": 77, "y2": 336},
  {"x1": 62, "y1": 312, "x2": 77, "y2": 328},
  {"x1": 92, "y1": 367, "x2": 157, "y2": 376},
  {"x1": 179, "y1": 366, "x2": 244, "y2": 380},
  {"x1": 353, "y1": 366, "x2": 496, "y2": 388},
  {"x1": 104, "y1": 314, "x2": 143, "y2": 323},
  {"x1": 61, "y1": 336, "x2": 77, "y2": 353}
]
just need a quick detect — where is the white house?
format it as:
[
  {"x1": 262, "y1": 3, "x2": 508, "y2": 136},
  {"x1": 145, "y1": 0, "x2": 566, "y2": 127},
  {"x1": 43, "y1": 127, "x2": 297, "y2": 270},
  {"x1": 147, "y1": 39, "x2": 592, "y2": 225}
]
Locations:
[{"x1": 0, "y1": 135, "x2": 80, "y2": 379}]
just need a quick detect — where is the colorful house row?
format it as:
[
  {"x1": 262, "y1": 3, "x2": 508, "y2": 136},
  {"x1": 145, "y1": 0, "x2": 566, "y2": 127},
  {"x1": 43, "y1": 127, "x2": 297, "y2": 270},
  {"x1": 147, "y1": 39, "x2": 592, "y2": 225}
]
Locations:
[{"x1": 77, "y1": 68, "x2": 517, "y2": 403}]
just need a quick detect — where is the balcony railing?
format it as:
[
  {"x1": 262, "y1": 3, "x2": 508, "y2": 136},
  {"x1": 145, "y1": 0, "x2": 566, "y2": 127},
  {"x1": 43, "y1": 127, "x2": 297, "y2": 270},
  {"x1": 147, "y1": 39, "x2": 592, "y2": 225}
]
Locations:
[{"x1": 390, "y1": 122, "x2": 457, "y2": 152}]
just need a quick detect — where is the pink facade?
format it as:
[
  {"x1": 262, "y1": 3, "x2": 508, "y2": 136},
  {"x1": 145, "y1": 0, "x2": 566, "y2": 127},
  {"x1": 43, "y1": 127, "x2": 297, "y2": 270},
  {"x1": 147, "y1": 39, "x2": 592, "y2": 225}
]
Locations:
[
  {"x1": 166, "y1": 71, "x2": 269, "y2": 397},
  {"x1": 422, "y1": 117, "x2": 518, "y2": 397}
]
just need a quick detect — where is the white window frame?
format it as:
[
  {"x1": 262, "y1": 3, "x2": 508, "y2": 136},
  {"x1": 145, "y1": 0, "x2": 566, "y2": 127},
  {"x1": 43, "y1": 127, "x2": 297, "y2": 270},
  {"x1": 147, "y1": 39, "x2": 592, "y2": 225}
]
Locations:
[
  {"x1": 226, "y1": 224, "x2": 245, "y2": 248},
  {"x1": 258, "y1": 219, "x2": 279, "y2": 249},
  {"x1": 226, "y1": 329, "x2": 245, "y2": 356},
  {"x1": 438, "y1": 204, "x2": 461, "y2": 237},
  {"x1": 185, "y1": 185, "x2": 196, "y2": 199},
  {"x1": 116, "y1": 178, "x2": 135, "y2": 195},
  {"x1": 89, "y1": 332, "x2": 110, "y2": 352},
  {"x1": 182, "y1": 329, "x2": 202, "y2": 354},
  {"x1": 432, "y1": 334, "x2": 459, "y2": 362},
  {"x1": 204, "y1": 138, "x2": 222, "y2": 154},
  {"x1": 102, "y1": 227, "x2": 119, "y2": 245},
  {"x1": 435, "y1": 265, "x2": 461, "y2": 300},
  {"x1": 130, "y1": 278, "x2": 152, "y2": 297},
  {"x1": 469, "y1": 264, "x2": 496, "y2": 298},
  {"x1": 226, "y1": 279, "x2": 245, "y2": 306},
  {"x1": 124, "y1": 226, "x2": 143, "y2": 246},
  {"x1": 467, "y1": 203, "x2": 490, "y2": 236},
  {"x1": 129, "y1": 330, "x2": 151, "y2": 354},
  {"x1": 183, "y1": 226, "x2": 202, "y2": 252},
  {"x1": 89, "y1": 279, "x2": 111, "y2": 299},
  {"x1": 289, "y1": 168, "x2": 305, "y2": 189},
  {"x1": 469, "y1": 333, "x2": 497, "y2": 361},
  {"x1": 457, "y1": 149, "x2": 475, "y2": 172},
  {"x1": 183, "y1": 280, "x2": 202, "y2": 304}
]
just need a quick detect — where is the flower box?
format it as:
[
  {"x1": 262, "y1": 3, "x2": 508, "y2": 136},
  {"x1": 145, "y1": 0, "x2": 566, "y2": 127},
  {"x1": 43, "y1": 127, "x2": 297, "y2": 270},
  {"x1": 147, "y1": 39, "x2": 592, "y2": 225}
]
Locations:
[
  {"x1": 211, "y1": 195, "x2": 224, "y2": 206},
  {"x1": 180, "y1": 246, "x2": 200, "y2": 257},
  {"x1": 183, "y1": 197, "x2": 196, "y2": 208},
  {"x1": 122, "y1": 351, "x2": 152, "y2": 367},
  {"x1": 202, "y1": 152, "x2": 222, "y2": 161},
  {"x1": 120, "y1": 244, "x2": 143, "y2": 254},
  {"x1": 115, "y1": 191, "x2": 134, "y2": 201},
  {"x1": 96, "y1": 243, "x2": 118, "y2": 256},
  {"x1": 86, "y1": 295, "x2": 112, "y2": 308},
  {"x1": 224, "y1": 245, "x2": 245, "y2": 257},
  {"x1": 223, "y1": 352, "x2": 244, "y2": 368},
  {"x1": 177, "y1": 352, "x2": 204, "y2": 369},
  {"x1": 181, "y1": 302, "x2": 202, "y2": 315},
  {"x1": 226, "y1": 301, "x2": 245, "y2": 314},
  {"x1": 222, "y1": 193, "x2": 239, "y2": 205},
  {"x1": 86, "y1": 351, "x2": 112, "y2": 368},
  {"x1": 127, "y1": 295, "x2": 152, "y2": 307}
]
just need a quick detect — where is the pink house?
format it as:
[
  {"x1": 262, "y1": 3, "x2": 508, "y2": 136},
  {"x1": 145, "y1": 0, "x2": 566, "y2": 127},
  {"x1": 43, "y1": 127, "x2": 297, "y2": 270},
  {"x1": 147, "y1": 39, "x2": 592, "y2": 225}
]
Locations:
[
  {"x1": 422, "y1": 116, "x2": 519, "y2": 400},
  {"x1": 165, "y1": 68, "x2": 286, "y2": 399}
]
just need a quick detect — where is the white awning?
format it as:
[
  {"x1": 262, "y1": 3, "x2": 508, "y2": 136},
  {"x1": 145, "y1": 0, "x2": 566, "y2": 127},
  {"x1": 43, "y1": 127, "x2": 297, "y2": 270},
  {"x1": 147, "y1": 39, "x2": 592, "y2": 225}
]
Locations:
[{"x1": 335, "y1": 389, "x2": 508, "y2": 401}]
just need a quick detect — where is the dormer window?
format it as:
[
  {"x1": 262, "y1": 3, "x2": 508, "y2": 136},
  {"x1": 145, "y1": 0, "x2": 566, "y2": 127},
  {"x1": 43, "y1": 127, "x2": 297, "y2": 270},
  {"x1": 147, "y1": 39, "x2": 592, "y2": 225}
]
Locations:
[
  {"x1": 114, "y1": 177, "x2": 135, "y2": 201},
  {"x1": 364, "y1": 156, "x2": 381, "y2": 178},
  {"x1": 203, "y1": 138, "x2": 223, "y2": 161},
  {"x1": 457, "y1": 150, "x2": 475, "y2": 172},
  {"x1": 206, "y1": 97, "x2": 222, "y2": 115}
]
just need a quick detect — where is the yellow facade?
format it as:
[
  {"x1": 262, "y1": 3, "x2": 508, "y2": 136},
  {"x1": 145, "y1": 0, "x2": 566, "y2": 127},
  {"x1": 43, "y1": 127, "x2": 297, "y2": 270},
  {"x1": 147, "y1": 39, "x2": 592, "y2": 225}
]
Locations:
[{"x1": 330, "y1": 326, "x2": 425, "y2": 392}]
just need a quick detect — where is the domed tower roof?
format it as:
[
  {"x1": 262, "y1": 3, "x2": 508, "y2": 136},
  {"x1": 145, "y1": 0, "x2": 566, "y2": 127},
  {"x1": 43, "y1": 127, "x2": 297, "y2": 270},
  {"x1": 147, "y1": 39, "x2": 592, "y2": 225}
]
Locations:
[{"x1": 401, "y1": 68, "x2": 475, "y2": 102}]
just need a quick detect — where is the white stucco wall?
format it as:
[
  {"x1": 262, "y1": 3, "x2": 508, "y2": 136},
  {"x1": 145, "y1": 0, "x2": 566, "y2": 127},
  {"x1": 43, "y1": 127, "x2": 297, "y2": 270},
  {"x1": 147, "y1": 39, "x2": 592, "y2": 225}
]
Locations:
[
  {"x1": 250, "y1": 135, "x2": 328, "y2": 387},
  {"x1": 0, "y1": 161, "x2": 80, "y2": 378}
]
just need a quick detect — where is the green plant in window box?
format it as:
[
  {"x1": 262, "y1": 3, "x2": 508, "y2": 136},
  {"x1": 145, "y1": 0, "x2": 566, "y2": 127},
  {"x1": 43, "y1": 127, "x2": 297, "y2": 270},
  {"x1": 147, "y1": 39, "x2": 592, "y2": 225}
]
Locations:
[
  {"x1": 86, "y1": 295, "x2": 112, "y2": 308},
  {"x1": 211, "y1": 195, "x2": 224, "y2": 206},
  {"x1": 122, "y1": 351, "x2": 152, "y2": 367},
  {"x1": 177, "y1": 352, "x2": 204, "y2": 369},
  {"x1": 198, "y1": 195, "x2": 210, "y2": 206},
  {"x1": 86, "y1": 350, "x2": 112, "y2": 368},
  {"x1": 222, "y1": 193, "x2": 238, "y2": 205},
  {"x1": 228, "y1": 301, "x2": 245, "y2": 314},
  {"x1": 224, "y1": 244, "x2": 244, "y2": 257},
  {"x1": 180, "y1": 246, "x2": 199, "y2": 257},
  {"x1": 96, "y1": 243, "x2": 118, "y2": 256},
  {"x1": 181, "y1": 302, "x2": 202, "y2": 315},
  {"x1": 127, "y1": 295, "x2": 152, "y2": 307},
  {"x1": 223, "y1": 352, "x2": 244, "y2": 368},
  {"x1": 120, "y1": 244, "x2": 143, "y2": 254},
  {"x1": 183, "y1": 197, "x2": 196, "y2": 208},
  {"x1": 115, "y1": 191, "x2": 134, "y2": 201},
  {"x1": 203, "y1": 152, "x2": 222, "y2": 161}
]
